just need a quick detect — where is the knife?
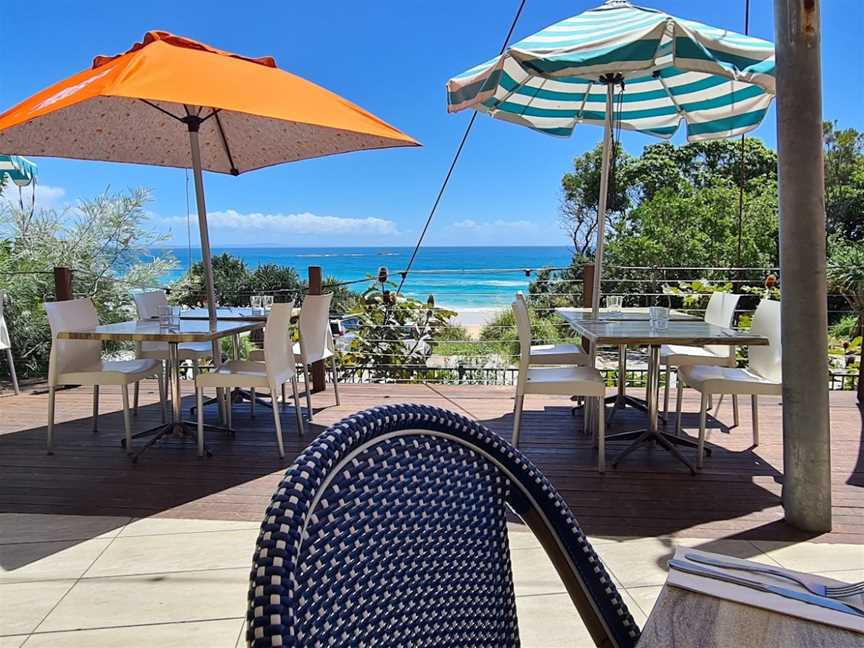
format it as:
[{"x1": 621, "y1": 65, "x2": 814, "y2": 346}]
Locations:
[{"x1": 668, "y1": 559, "x2": 864, "y2": 618}]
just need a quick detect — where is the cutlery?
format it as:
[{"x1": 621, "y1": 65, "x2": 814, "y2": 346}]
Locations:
[
  {"x1": 685, "y1": 552, "x2": 864, "y2": 601},
  {"x1": 668, "y1": 559, "x2": 864, "y2": 618}
]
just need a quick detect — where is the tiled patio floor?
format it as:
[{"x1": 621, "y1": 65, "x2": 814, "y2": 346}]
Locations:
[{"x1": 1, "y1": 514, "x2": 861, "y2": 647}]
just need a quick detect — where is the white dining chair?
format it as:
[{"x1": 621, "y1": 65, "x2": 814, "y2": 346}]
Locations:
[
  {"x1": 515, "y1": 292, "x2": 588, "y2": 366},
  {"x1": 293, "y1": 293, "x2": 340, "y2": 420},
  {"x1": 676, "y1": 299, "x2": 782, "y2": 469},
  {"x1": 0, "y1": 291, "x2": 19, "y2": 395},
  {"x1": 131, "y1": 291, "x2": 211, "y2": 412},
  {"x1": 195, "y1": 302, "x2": 304, "y2": 458},
  {"x1": 44, "y1": 298, "x2": 166, "y2": 454},
  {"x1": 512, "y1": 296, "x2": 608, "y2": 471},
  {"x1": 661, "y1": 292, "x2": 741, "y2": 418}
]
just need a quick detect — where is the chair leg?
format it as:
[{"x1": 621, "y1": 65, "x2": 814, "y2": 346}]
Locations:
[
  {"x1": 92, "y1": 385, "x2": 100, "y2": 433},
  {"x1": 302, "y1": 363, "x2": 313, "y2": 420},
  {"x1": 157, "y1": 370, "x2": 166, "y2": 424},
  {"x1": 133, "y1": 382, "x2": 139, "y2": 416},
  {"x1": 597, "y1": 396, "x2": 605, "y2": 473},
  {"x1": 331, "y1": 356, "x2": 341, "y2": 406},
  {"x1": 732, "y1": 395, "x2": 740, "y2": 428},
  {"x1": 751, "y1": 394, "x2": 759, "y2": 446},
  {"x1": 47, "y1": 386, "x2": 56, "y2": 454},
  {"x1": 121, "y1": 384, "x2": 132, "y2": 454},
  {"x1": 250, "y1": 387, "x2": 256, "y2": 418},
  {"x1": 196, "y1": 388, "x2": 205, "y2": 457},
  {"x1": 512, "y1": 394, "x2": 524, "y2": 447},
  {"x1": 291, "y1": 377, "x2": 304, "y2": 436},
  {"x1": 698, "y1": 392, "x2": 708, "y2": 470},
  {"x1": 223, "y1": 389, "x2": 233, "y2": 432},
  {"x1": 663, "y1": 366, "x2": 671, "y2": 416},
  {"x1": 675, "y1": 382, "x2": 684, "y2": 435},
  {"x1": 271, "y1": 388, "x2": 285, "y2": 458},
  {"x1": 281, "y1": 383, "x2": 287, "y2": 412},
  {"x1": 707, "y1": 393, "x2": 713, "y2": 411},
  {"x1": 6, "y1": 349, "x2": 19, "y2": 395}
]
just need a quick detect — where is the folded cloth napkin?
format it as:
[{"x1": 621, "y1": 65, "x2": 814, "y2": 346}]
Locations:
[{"x1": 667, "y1": 548, "x2": 864, "y2": 634}]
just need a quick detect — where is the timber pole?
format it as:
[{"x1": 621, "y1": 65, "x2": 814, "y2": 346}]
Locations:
[{"x1": 774, "y1": 0, "x2": 832, "y2": 532}]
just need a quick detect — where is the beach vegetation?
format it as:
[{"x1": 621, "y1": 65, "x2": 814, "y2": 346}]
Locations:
[{"x1": 0, "y1": 188, "x2": 174, "y2": 378}]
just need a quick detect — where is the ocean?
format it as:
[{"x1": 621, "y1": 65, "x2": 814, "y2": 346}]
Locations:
[{"x1": 152, "y1": 246, "x2": 574, "y2": 309}]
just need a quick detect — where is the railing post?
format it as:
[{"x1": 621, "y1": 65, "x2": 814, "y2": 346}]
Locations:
[
  {"x1": 858, "y1": 314, "x2": 864, "y2": 405},
  {"x1": 308, "y1": 265, "x2": 326, "y2": 393},
  {"x1": 582, "y1": 263, "x2": 594, "y2": 308},
  {"x1": 53, "y1": 267, "x2": 73, "y2": 301}
]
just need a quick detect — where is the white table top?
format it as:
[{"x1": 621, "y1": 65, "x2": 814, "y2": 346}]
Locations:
[{"x1": 56, "y1": 318, "x2": 263, "y2": 343}]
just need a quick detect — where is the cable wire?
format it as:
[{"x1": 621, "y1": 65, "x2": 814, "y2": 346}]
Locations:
[{"x1": 395, "y1": 0, "x2": 527, "y2": 295}]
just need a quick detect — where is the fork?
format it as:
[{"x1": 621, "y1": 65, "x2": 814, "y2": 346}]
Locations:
[{"x1": 685, "y1": 553, "x2": 864, "y2": 599}]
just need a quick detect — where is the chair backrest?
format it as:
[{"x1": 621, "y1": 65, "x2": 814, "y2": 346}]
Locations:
[
  {"x1": 748, "y1": 299, "x2": 782, "y2": 382},
  {"x1": 263, "y1": 302, "x2": 297, "y2": 385},
  {"x1": 132, "y1": 290, "x2": 168, "y2": 320},
  {"x1": 512, "y1": 292, "x2": 532, "y2": 376},
  {"x1": 246, "y1": 404, "x2": 640, "y2": 648},
  {"x1": 0, "y1": 291, "x2": 11, "y2": 351},
  {"x1": 44, "y1": 298, "x2": 102, "y2": 385},
  {"x1": 298, "y1": 293, "x2": 333, "y2": 363},
  {"x1": 703, "y1": 292, "x2": 741, "y2": 357}
]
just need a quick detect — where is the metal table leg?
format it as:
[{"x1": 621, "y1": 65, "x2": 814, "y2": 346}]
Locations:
[
  {"x1": 610, "y1": 345, "x2": 702, "y2": 474},
  {"x1": 125, "y1": 341, "x2": 221, "y2": 462}
]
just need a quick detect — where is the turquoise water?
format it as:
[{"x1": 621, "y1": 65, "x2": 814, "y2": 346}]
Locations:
[{"x1": 152, "y1": 246, "x2": 574, "y2": 308}]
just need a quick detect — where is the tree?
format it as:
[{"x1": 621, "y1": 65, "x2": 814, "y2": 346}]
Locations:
[
  {"x1": 625, "y1": 138, "x2": 777, "y2": 201},
  {"x1": 0, "y1": 189, "x2": 174, "y2": 377},
  {"x1": 823, "y1": 122, "x2": 864, "y2": 240},
  {"x1": 559, "y1": 142, "x2": 632, "y2": 257},
  {"x1": 170, "y1": 253, "x2": 253, "y2": 307},
  {"x1": 605, "y1": 180, "x2": 779, "y2": 271},
  {"x1": 251, "y1": 264, "x2": 301, "y2": 302}
]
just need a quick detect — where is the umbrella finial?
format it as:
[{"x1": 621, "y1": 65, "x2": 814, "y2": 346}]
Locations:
[{"x1": 600, "y1": 0, "x2": 633, "y2": 7}]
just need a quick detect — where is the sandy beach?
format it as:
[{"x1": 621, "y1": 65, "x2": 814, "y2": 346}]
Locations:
[{"x1": 450, "y1": 307, "x2": 506, "y2": 338}]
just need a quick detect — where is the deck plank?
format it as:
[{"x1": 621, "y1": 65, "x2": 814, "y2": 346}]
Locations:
[{"x1": 0, "y1": 381, "x2": 861, "y2": 543}]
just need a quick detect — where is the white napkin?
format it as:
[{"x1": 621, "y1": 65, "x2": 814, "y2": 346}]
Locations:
[{"x1": 667, "y1": 548, "x2": 864, "y2": 634}]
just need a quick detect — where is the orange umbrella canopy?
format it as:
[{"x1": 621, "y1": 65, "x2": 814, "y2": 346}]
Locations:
[{"x1": 0, "y1": 31, "x2": 419, "y2": 174}]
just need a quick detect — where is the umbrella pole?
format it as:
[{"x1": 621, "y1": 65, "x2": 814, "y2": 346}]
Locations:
[
  {"x1": 591, "y1": 82, "x2": 616, "y2": 316},
  {"x1": 187, "y1": 123, "x2": 225, "y2": 420}
]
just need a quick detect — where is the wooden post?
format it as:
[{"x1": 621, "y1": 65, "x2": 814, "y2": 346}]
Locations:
[
  {"x1": 53, "y1": 267, "x2": 73, "y2": 301},
  {"x1": 774, "y1": 0, "x2": 832, "y2": 532},
  {"x1": 308, "y1": 265, "x2": 326, "y2": 393},
  {"x1": 582, "y1": 263, "x2": 595, "y2": 308}
]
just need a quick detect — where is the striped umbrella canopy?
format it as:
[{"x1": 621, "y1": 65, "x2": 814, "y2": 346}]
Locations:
[
  {"x1": 447, "y1": 0, "x2": 775, "y2": 313},
  {"x1": 0, "y1": 154, "x2": 37, "y2": 187}
]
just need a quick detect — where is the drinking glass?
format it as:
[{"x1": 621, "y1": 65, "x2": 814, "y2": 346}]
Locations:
[
  {"x1": 262, "y1": 295, "x2": 274, "y2": 310},
  {"x1": 250, "y1": 295, "x2": 262, "y2": 313},
  {"x1": 650, "y1": 306, "x2": 669, "y2": 330},
  {"x1": 158, "y1": 305, "x2": 172, "y2": 328},
  {"x1": 171, "y1": 306, "x2": 181, "y2": 327},
  {"x1": 606, "y1": 295, "x2": 622, "y2": 312}
]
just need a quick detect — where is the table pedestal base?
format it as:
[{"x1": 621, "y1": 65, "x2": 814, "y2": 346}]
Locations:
[
  {"x1": 607, "y1": 428, "x2": 711, "y2": 475},
  {"x1": 122, "y1": 420, "x2": 226, "y2": 463}
]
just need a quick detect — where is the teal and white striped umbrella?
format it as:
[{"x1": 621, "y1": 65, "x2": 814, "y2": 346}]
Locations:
[
  {"x1": 446, "y1": 0, "x2": 775, "y2": 313},
  {"x1": 0, "y1": 154, "x2": 37, "y2": 187},
  {"x1": 447, "y1": 0, "x2": 775, "y2": 141}
]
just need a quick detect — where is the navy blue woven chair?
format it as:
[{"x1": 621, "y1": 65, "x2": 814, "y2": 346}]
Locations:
[{"x1": 247, "y1": 404, "x2": 640, "y2": 647}]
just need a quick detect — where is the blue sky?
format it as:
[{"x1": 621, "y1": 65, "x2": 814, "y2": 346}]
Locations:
[{"x1": 2, "y1": 1, "x2": 862, "y2": 247}]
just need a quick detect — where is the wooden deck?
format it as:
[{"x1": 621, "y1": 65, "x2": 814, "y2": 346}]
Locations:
[{"x1": 1, "y1": 381, "x2": 862, "y2": 543}]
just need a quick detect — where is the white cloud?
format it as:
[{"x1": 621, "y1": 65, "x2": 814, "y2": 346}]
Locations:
[
  {"x1": 450, "y1": 218, "x2": 533, "y2": 231},
  {"x1": 160, "y1": 209, "x2": 397, "y2": 237},
  {"x1": 2, "y1": 183, "x2": 67, "y2": 210}
]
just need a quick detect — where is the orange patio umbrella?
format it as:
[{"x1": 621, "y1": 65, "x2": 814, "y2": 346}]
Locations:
[{"x1": 0, "y1": 30, "x2": 419, "y2": 329}]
